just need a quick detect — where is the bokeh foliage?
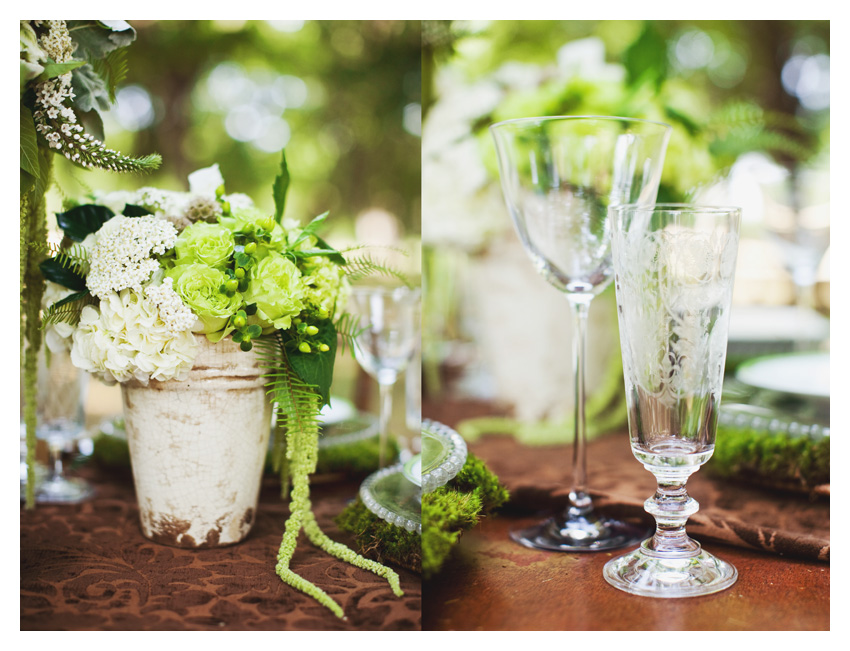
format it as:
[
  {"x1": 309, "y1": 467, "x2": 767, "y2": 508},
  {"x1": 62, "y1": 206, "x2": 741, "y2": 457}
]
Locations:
[{"x1": 53, "y1": 20, "x2": 422, "y2": 235}]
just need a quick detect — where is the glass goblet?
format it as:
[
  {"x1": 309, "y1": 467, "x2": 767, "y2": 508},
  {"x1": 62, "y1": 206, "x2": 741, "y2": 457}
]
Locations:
[
  {"x1": 490, "y1": 115, "x2": 672, "y2": 552},
  {"x1": 34, "y1": 348, "x2": 94, "y2": 503},
  {"x1": 349, "y1": 284, "x2": 420, "y2": 467},
  {"x1": 604, "y1": 204, "x2": 741, "y2": 597}
]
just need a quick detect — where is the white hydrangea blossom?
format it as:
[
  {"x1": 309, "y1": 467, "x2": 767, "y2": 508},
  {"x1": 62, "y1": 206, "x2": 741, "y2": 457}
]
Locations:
[
  {"x1": 70, "y1": 288, "x2": 198, "y2": 386},
  {"x1": 145, "y1": 277, "x2": 198, "y2": 335},
  {"x1": 86, "y1": 215, "x2": 178, "y2": 300},
  {"x1": 187, "y1": 163, "x2": 224, "y2": 197},
  {"x1": 42, "y1": 281, "x2": 76, "y2": 353}
]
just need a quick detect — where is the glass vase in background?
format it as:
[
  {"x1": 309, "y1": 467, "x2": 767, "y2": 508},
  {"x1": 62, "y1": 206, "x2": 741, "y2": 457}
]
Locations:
[
  {"x1": 490, "y1": 115, "x2": 672, "y2": 552},
  {"x1": 604, "y1": 204, "x2": 741, "y2": 597}
]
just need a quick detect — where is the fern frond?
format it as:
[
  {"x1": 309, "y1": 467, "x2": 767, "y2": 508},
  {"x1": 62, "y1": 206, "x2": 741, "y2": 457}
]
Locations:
[
  {"x1": 254, "y1": 334, "x2": 322, "y2": 490},
  {"x1": 41, "y1": 291, "x2": 95, "y2": 328},
  {"x1": 30, "y1": 241, "x2": 90, "y2": 276},
  {"x1": 340, "y1": 243, "x2": 410, "y2": 256},
  {"x1": 334, "y1": 312, "x2": 363, "y2": 359},
  {"x1": 89, "y1": 49, "x2": 129, "y2": 103},
  {"x1": 343, "y1": 253, "x2": 412, "y2": 287}
]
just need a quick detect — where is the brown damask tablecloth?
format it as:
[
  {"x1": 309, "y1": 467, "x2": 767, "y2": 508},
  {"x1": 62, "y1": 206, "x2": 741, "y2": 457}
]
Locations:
[{"x1": 20, "y1": 468, "x2": 421, "y2": 631}]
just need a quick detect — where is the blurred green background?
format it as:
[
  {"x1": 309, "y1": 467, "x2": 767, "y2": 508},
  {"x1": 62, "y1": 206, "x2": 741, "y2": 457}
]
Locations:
[{"x1": 52, "y1": 20, "x2": 422, "y2": 239}]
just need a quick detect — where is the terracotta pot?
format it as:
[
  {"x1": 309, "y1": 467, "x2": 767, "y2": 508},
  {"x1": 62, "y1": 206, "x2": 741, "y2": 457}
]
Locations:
[{"x1": 122, "y1": 335, "x2": 272, "y2": 548}]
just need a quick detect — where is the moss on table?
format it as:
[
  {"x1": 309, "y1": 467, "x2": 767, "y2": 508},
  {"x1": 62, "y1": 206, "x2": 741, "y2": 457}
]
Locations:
[
  {"x1": 421, "y1": 453, "x2": 509, "y2": 579},
  {"x1": 710, "y1": 423, "x2": 829, "y2": 494},
  {"x1": 335, "y1": 453, "x2": 509, "y2": 578},
  {"x1": 334, "y1": 499, "x2": 421, "y2": 573}
]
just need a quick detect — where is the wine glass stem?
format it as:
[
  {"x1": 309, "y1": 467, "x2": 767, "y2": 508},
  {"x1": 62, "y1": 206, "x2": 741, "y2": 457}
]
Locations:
[
  {"x1": 48, "y1": 440, "x2": 64, "y2": 482},
  {"x1": 378, "y1": 381, "x2": 394, "y2": 468},
  {"x1": 568, "y1": 296, "x2": 592, "y2": 512},
  {"x1": 644, "y1": 469, "x2": 701, "y2": 556}
]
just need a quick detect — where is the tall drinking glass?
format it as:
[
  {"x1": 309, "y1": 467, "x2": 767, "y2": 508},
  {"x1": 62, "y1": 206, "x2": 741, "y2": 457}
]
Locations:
[
  {"x1": 491, "y1": 116, "x2": 672, "y2": 551},
  {"x1": 604, "y1": 204, "x2": 740, "y2": 597},
  {"x1": 349, "y1": 284, "x2": 420, "y2": 468}
]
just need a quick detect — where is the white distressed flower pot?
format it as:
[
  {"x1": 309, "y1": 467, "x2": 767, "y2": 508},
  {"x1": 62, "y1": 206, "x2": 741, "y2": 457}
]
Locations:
[{"x1": 122, "y1": 335, "x2": 272, "y2": 548}]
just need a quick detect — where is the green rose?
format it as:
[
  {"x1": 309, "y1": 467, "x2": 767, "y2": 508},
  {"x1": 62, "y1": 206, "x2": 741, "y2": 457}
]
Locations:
[
  {"x1": 243, "y1": 252, "x2": 305, "y2": 330},
  {"x1": 167, "y1": 263, "x2": 241, "y2": 334},
  {"x1": 173, "y1": 222, "x2": 235, "y2": 269}
]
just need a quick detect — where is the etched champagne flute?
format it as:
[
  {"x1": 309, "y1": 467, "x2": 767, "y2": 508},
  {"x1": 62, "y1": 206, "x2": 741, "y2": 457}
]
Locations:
[
  {"x1": 604, "y1": 204, "x2": 740, "y2": 596},
  {"x1": 490, "y1": 116, "x2": 672, "y2": 551},
  {"x1": 349, "y1": 284, "x2": 420, "y2": 468}
]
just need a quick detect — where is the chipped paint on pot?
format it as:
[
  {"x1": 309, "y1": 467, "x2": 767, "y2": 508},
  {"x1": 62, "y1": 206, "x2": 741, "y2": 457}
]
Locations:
[{"x1": 122, "y1": 335, "x2": 272, "y2": 548}]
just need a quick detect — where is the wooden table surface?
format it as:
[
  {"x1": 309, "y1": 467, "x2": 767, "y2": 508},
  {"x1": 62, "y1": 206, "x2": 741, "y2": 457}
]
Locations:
[
  {"x1": 422, "y1": 399, "x2": 830, "y2": 631},
  {"x1": 423, "y1": 515, "x2": 828, "y2": 631}
]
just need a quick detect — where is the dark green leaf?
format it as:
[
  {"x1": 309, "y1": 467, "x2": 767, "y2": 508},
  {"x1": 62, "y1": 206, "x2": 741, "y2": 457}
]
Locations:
[
  {"x1": 39, "y1": 257, "x2": 87, "y2": 291},
  {"x1": 272, "y1": 149, "x2": 290, "y2": 223},
  {"x1": 622, "y1": 22, "x2": 669, "y2": 90},
  {"x1": 122, "y1": 203, "x2": 153, "y2": 217},
  {"x1": 247, "y1": 324, "x2": 263, "y2": 338},
  {"x1": 33, "y1": 60, "x2": 85, "y2": 84},
  {"x1": 70, "y1": 63, "x2": 110, "y2": 113},
  {"x1": 664, "y1": 106, "x2": 702, "y2": 137},
  {"x1": 292, "y1": 246, "x2": 346, "y2": 265},
  {"x1": 21, "y1": 169, "x2": 35, "y2": 195},
  {"x1": 48, "y1": 290, "x2": 90, "y2": 310},
  {"x1": 245, "y1": 303, "x2": 258, "y2": 316},
  {"x1": 77, "y1": 107, "x2": 105, "y2": 141},
  {"x1": 235, "y1": 252, "x2": 251, "y2": 267},
  {"x1": 34, "y1": 146, "x2": 52, "y2": 200},
  {"x1": 56, "y1": 204, "x2": 115, "y2": 241},
  {"x1": 287, "y1": 320, "x2": 337, "y2": 407},
  {"x1": 20, "y1": 105, "x2": 40, "y2": 178},
  {"x1": 89, "y1": 45, "x2": 129, "y2": 103},
  {"x1": 67, "y1": 20, "x2": 137, "y2": 59}
]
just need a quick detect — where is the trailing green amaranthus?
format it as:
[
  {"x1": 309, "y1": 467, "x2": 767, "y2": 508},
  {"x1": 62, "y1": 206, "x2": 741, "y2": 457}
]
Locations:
[{"x1": 257, "y1": 333, "x2": 402, "y2": 618}]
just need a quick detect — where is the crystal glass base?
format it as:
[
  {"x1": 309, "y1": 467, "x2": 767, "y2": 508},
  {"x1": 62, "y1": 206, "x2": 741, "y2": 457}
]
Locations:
[
  {"x1": 511, "y1": 510, "x2": 649, "y2": 552},
  {"x1": 34, "y1": 476, "x2": 94, "y2": 504},
  {"x1": 603, "y1": 540, "x2": 738, "y2": 597}
]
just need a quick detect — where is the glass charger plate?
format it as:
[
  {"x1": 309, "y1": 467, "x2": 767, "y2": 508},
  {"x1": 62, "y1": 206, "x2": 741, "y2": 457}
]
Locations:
[
  {"x1": 421, "y1": 419, "x2": 468, "y2": 494},
  {"x1": 734, "y1": 352, "x2": 829, "y2": 423},
  {"x1": 359, "y1": 463, "x2": 421, "y2": 534},
  {"x1": 726, "y1": 306, "x2": 829, "y2": 360},
  {"x1": 718, "y1": 402, "x2": 830, "y2": 439},
  {"x1": 402, "y1": 454, "x2": 421, "y2": 487},
  {"x1": 317, "y1": 412, "x2": 378, "y2": 449}
]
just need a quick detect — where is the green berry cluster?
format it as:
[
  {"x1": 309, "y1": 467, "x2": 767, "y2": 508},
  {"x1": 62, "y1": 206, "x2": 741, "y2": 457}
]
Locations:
[
  {"x1": 291, "y1": 317, "x2": 330, "y2": 354},
  {"x1": 229, "y1": 306, "x2": 262, "y2": 351}
]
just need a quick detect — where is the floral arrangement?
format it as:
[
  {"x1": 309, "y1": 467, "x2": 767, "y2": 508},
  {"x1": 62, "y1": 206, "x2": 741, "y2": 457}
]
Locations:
[
  {"x1": 20, "y1": 20, "x2": 161, "y2": 508},
  {"x1": 39, "y1": 153, "x2": 405, "y2": 618}
]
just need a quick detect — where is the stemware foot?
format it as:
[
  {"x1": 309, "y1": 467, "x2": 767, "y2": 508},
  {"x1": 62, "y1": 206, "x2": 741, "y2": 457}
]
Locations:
[
  {"x1": 34, "y1": 476, "x2": 94, "y2": 504},
  {"x1": 511, "y1": 511, "x2": 648, "y2": 552},
  {"x1": 603, "y1": 539, "x2": 737, "y2": 597}
]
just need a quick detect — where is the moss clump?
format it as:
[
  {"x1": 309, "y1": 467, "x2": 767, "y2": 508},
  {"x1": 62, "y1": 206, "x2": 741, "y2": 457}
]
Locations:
[
  {"x1": 335, "y1": 452, "x2": 509, "y2": 578},
  {"x1": 710, "y1": 424, "x2": 829, "y2": 493},
  {"x1": 421, "y1": 453, "x2": 509, "y2": 579},
  {"x1": 315, "y1": 437, "x2": 399, "y2": 476},
  {"x1": 335, "y1": 499, "x2": 421, "y2": 573}
]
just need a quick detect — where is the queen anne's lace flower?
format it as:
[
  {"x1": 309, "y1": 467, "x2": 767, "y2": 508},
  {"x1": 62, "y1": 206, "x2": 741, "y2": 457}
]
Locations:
[
  {"x1": 70, "y1": 288, "x2": 198, "y2": 386},
  {"x1": 144, "y1": 277, "x2": 198, "y2": 335},
  {"x1": 86, "y1": 216, "x2": 178, "y2": 300}
]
